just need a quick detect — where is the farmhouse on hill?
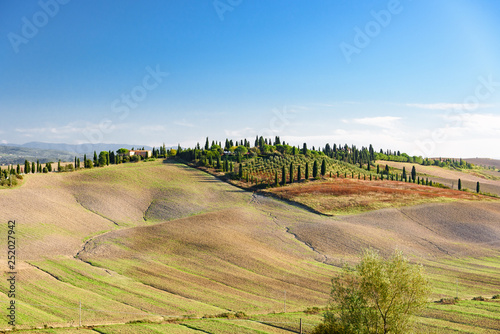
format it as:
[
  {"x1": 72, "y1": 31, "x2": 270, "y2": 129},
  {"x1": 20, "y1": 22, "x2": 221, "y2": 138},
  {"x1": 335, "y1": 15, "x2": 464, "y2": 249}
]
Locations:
[{"x1": 128, "y1": 149, "x2": 152, "y2": 159}]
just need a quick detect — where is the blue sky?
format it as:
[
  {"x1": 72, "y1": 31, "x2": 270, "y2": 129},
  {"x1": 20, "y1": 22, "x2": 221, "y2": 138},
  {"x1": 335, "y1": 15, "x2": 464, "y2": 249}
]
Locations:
[{"x1": 1, "y1": 0, "x2": 499, "y2": 158}]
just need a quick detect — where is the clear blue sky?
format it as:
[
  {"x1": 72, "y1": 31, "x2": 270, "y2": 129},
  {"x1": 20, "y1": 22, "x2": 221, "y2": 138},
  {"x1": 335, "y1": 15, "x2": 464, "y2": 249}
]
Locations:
[{"x1": 1, "y1": 0, "x2": 499, "y2": 158}]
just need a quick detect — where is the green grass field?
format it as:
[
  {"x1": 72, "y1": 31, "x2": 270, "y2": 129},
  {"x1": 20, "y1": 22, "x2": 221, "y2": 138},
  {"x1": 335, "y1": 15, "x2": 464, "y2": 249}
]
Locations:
[{"x1": 1, "y1": 160, "x2": 499, "y2": 333}]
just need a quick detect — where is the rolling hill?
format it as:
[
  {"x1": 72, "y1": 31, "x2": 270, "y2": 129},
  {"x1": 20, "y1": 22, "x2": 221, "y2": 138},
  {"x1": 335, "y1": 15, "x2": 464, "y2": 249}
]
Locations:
[{"x1": 0, "y1": 160, "x2": 499, "y2": 332}]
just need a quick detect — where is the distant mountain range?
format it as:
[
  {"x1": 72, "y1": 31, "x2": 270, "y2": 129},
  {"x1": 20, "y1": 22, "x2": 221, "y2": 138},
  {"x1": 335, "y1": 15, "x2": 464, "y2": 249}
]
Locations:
[{"x1": 0, "y1": 142, "x2": 154, "y2": 165}]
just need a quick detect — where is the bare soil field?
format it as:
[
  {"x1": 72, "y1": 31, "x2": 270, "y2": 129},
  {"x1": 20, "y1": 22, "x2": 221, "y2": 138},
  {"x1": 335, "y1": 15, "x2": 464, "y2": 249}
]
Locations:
[
  {"x1": 378, "y1": 160, "x2": 500, "y2": 195},
  {"x1": 465, "y1": 158, "x2": 500, "y2": 169},
  {"x1": 1, "y1": 160, "x2": 499, "y2": 332},
  {"x1": 266, "y1": 177, "x2": 491, "y2": 215}
]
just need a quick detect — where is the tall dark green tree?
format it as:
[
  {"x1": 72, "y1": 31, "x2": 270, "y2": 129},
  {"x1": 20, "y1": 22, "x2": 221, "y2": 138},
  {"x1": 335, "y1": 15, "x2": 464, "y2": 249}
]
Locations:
[
  {"x1": 238, "y1": 164, "x2": 243, "y2": 179},
  {"x1": 25, "y1": 160, "x2": 30, "y2": 174},
  {"x1": 458, "y1": 178, "x2": 462, "y2": 190},
  {"x1": 205, "y1": 137, "x2": 209, "y2": 150},
  {"x1": 98, "y1": 151, "x2": 108, "y2": 166},
  {"x1": 402, "y1": 166, "x2": 406, "y2": 179},
  {"x1": 411, "y1": 166, "x2": 416, "y2": 181},
  {"x1": 16, "y1": 164, "x2": 20, "y2": 174},
  {"x1": 289, "y1": 162, "x2": 294, "y2": 183},
  {"x1": 377, "y1": 164, "x2": 380, "y2": 174},
  {"x1": 302, "y1": 143, "x2": 308, "y2": 155},
  {"x1": 297, "y1": 165, "x2": 301, "y2": 181},
  {"x1": 476, "y1": 181, "x2": 480, "y2": 193},
  {"x1": 313, "y1": 160, "x2": 318, "y2": 178},
  {"x1": 275, "y1": 170, "x2": 278, "y2": 186},
  {"x1": 32, "y1": 161, "x2": 36, "y2": 173},
  {"x1": 305, "y1": 162, "x2": 309, "y2": 180},
  {"x1": 93, "y1": 151, "x2": 98, "y2": 167},
  {"x1": 84, "y1": 154, "x2": 87, "y2": 168},
  {"x1": 282, "y1": 165, "x2": 286, "y2": 185},
  {"x1": 321, "y1": 159, "x2": 326, "y2": 176}
]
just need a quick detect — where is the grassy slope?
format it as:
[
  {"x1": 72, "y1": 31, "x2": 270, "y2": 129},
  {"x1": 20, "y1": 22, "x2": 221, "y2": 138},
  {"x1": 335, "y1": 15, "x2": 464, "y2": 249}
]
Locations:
[
  {"x1": 379, "y1": 160, "x2": 500, "y2": 196},
  {"x1": 0, "y1": 160, "x2": 499, "y2": 332}
]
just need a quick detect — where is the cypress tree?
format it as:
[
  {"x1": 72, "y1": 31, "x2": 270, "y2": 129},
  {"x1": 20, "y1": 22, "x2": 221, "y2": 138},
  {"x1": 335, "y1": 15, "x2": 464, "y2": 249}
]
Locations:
[
  {"x1": 16, "y1": 164, "x2": 20, "y2": 174},
  {"x1": 297, "y1": 165, "x2": 301, "y2": 181},
  {"x1": 84, "y1": 154, "x2": 87, "y2": 168},
  {"x1": 289, "y1": 162, "x2": 293, "y2": 183},
  {"x1": 321, "y1": 159, "x2": 326, "y2": 176},
  {"x1": 377, "y1": 164, "x2": 380, "y2": 174},
  {"x1": 458, "y1": 178, "x2": 462, "y2": 190},
  {"x1": 402, "y1": 166, "x2": 406, "y2": 179},
  {"x1": 25, "y1": 160, "x2": 30, "y2": 174},
  {"x1": 411, "y1": 166, "x2": 416, "y2": 181},
  {"x1": 32, "y1": 161, "x2": 36, "y2": 173},
  {"x1": 58, "y1": 160, "x2": 61, "y2": 172},
  {"x1": 476, "y1": 181, "x2": 480, "y2": 193},
  {"x1": 305, "y1": 162, "x2": 309, "y2": 180},
  {"x1": 282, "y1": 165, "x2": 286, "y2": 185},
  {"x1": 313, "y1": 160, "x2": 318, "y2": 178},
  {"x1": 275, "y1": 170, "x2": 278, "y2": 186},
  {"x1": 216, "y1": 155, "x2": 221, "y2": 169},
  {"x1": 238, "y1": 165, "x2": 243, "y2": 179},
  {"x1": 93, "y1": 151, "x2": 98, "y2": 167}
]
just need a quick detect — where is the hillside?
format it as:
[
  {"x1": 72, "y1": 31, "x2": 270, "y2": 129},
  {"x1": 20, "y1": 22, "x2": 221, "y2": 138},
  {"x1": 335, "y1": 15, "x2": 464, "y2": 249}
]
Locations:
[
  {"x1": 379, "y1": 160, "x2": 500, "y2": 195},
  {"x1": 0, "y1": 160, "x2": 499, "y2": 331},
  {"x1": 0, "y1": 145, "x2": 75, "y2": 165}
]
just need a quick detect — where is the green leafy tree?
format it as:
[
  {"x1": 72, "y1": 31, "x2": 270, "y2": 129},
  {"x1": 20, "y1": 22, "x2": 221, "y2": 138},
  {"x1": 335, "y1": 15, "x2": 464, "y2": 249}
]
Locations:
[
  {"x1": 235, "y1": 145, "x2": 248, "y2": 156},
  {"x1": 98, "y1": 151, "x2": 108, "y2": 167},
  {"x1": 313, "y1": 249, "x2": 430, "y2": 334}
]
